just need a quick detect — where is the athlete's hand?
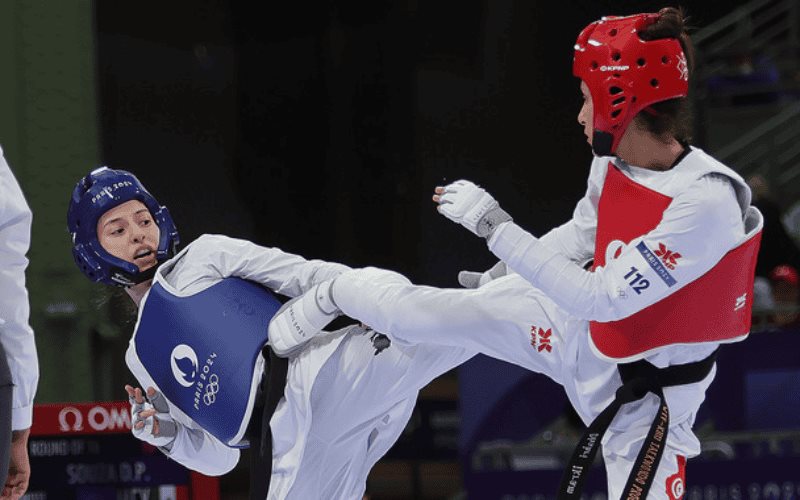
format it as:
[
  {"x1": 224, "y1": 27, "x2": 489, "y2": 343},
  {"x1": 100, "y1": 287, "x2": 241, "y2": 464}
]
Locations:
[
  {"x1": 1, "y1": 429, "x2": 30, "y2": 500},
  {"x1": 268, "y1": 281, "x2": 340, "y2": 357},
  {"x1": 458, "y1": 261, "x2": 507, "y2": 288},
  {"x1": 126, "y1": 385, "x2": 178, "y2": 449},
  {"x1": 433, "y1": 180, "x2": 512, "y2": 238}
]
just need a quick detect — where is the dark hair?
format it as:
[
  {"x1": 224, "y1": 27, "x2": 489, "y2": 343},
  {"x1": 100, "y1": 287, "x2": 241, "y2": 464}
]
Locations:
[{"x1": 636, "y1": 7, "x2": 694, "y2": 143}]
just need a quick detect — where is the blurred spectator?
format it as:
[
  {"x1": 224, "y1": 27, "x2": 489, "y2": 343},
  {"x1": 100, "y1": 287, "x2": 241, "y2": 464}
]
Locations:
[
  {"x1": 751, "y1": 275, "x2": 776, "y2": 330},
  {"x1": 752, "y1": 276, "x2": 775, "y2": 311},
  {"x1": 706, "y1": 48, "x2": 781, "y2": 106},
  {"x1": 768, "y1": 264, "x2": 800, "y2": 327},
  {"x1": 747, "y1": 175, "x2": 800, "y2": 276},
  {"x1": 782, "y1": 199, "x2": 800, "y2": 249}
]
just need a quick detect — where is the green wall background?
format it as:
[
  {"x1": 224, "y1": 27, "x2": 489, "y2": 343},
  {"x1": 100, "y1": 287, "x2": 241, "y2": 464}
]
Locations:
[{"x1": 0, "y1": 1, "x2": 122, "y2": 403}]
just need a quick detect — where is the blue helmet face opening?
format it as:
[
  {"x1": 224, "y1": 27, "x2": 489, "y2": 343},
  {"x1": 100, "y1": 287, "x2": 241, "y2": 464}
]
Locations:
[{"x1": 67, "y1": 167, "x2": 180, "y2": 286}]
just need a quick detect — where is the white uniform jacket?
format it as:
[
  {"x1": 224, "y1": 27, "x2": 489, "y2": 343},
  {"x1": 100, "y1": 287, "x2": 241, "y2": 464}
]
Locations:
[{"x1": 0, "y1": 146, "x2": 39, "y2": 430}]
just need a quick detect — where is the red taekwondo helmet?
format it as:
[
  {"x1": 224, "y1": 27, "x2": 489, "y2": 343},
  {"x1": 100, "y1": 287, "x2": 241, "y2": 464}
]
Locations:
[{"x1": 573, "y1": 13, "x2": 689, "y2": 156}]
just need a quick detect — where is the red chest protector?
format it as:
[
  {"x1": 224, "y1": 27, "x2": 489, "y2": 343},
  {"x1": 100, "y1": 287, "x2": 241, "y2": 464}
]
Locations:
[{"x1": 589, "y1": 164, "x2": 762, "y2": 361}]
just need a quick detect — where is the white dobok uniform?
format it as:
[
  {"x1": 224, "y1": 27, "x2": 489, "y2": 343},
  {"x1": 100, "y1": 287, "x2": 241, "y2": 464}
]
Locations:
[
  {"x1": 124, "y1": 234, "x2": 473, "y2": 499},
  {"x1": 333, "y1": 147, "x2": 760, "y2": 499}
]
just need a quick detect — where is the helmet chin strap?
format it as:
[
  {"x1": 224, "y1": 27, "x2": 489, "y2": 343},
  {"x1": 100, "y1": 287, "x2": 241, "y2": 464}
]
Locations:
[
  {"x1": 111, "y1": 264, "x2": 160, "y2": 288},
  {"x1": 129, "y1": 265, "x2": 159, "y2": 285},
  {"x1": 592, "y1": 130, "x2": 615, "y2": 157}
]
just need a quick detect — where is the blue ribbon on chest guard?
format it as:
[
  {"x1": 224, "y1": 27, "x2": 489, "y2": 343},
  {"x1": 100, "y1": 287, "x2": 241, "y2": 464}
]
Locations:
[{"x1": 134, "y1": 278, "x2": 282, "y2": 447}]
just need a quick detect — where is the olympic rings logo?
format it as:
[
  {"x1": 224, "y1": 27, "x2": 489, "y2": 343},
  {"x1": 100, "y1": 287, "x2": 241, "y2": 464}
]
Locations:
[{"x1": 203, "y1": 374, "x2": 220, "y2": 406}]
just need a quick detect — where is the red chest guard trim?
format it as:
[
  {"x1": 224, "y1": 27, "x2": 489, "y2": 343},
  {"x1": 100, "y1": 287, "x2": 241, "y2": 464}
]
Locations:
[{"x1": 589, "y1": 164, "x2": 762, "y2": 362}]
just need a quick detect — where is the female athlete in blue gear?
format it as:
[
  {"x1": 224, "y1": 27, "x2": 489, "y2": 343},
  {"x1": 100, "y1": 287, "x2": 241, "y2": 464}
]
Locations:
[{"x1": 67, "y1": 167, "x2": 474, "y2": 499}]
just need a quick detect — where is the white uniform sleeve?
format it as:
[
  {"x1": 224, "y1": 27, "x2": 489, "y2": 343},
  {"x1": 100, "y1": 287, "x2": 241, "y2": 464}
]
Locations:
[
  {"x1": 125, "y1": 346, "x2": 239, "y2": 476},
  {"x1": 180, "y1": 234, "x2": 351, "y2": 298},
  {"x1": 0, "y1": 147, "x2": 39, "y2": 430},
  {"x1": 488, "y1": 174, "x2": 745, "y2": 322},
  {"x1": 165, "y1": 425, "x2": 240, "y2": 476},
  {"x1": 537, "y1": 157, "x2": 604, "y2": 266}
]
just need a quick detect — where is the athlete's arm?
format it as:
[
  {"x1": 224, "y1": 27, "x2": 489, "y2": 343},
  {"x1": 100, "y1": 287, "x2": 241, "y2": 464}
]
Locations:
[
  {"x1": 489, "y1": 175, "x2": 745, "y2": 322},
  {"x1": 165, "y1": 422, "x2": 240, "y2": 476},
  {"x1": 181, "y1": 234, "x2": 350, "y2": 298},
  {"x1": 457, "y1": 161, "x2": 602, "y2": 287},
  {"x1": 124, "y1": 348, "x2": 240, "y2": 476}
]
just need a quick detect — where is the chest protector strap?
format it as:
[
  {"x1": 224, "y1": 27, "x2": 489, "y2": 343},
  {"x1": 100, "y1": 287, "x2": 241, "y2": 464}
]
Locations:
[
  {"x1": 134, "y1": 278, "x2": 282, "y2": 447},
  {"x1": 590, "y1": 164, "x2": 762, "y2": 360},
  {"x1": 558, "y1": 350, "x2": 717, "y2": 499}
]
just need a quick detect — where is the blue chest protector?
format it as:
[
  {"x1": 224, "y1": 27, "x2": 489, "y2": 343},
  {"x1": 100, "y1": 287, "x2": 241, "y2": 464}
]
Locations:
[{"x1": 134, "y1": 278, "x2": 282, "y2": 447}]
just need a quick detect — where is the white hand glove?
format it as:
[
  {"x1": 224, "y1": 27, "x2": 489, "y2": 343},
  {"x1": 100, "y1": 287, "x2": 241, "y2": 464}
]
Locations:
[
  {"x1": 269, "y1": 280, "x2": 340, "y2": 357},
  {"x1": 435, "y1": 180, "x2": 512, "y2": 238},
  {"x1": 458, "y1": 261, "x2": 508, "y2": 288},
  {"x1": 129, "y1": 387, "x2": 179, "y2": 450}
]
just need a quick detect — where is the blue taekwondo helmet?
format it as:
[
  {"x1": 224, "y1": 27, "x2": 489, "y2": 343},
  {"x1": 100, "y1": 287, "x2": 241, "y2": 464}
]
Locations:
[{"x1": 67, "y1": 167, "x2": 180, "y2": 287}]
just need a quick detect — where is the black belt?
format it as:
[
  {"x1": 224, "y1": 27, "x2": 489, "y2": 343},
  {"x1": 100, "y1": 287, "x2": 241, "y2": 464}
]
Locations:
[
  {"x1": 557, "y1": 349, "x2": 718, "y2": 499},
  {"x1": 246, "y1": 346, "x2": 289, "y2": 500}
]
